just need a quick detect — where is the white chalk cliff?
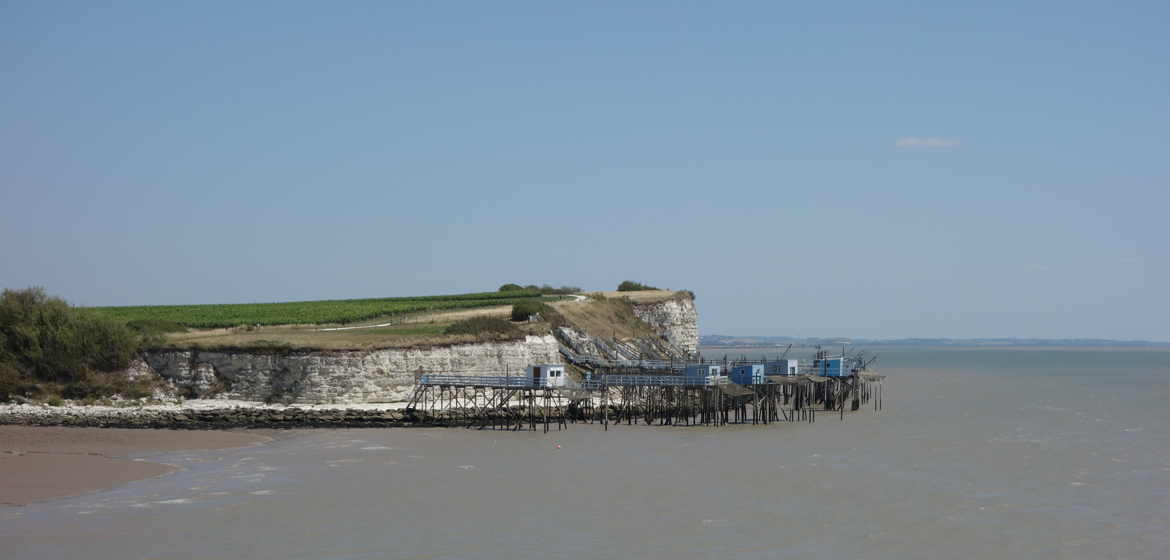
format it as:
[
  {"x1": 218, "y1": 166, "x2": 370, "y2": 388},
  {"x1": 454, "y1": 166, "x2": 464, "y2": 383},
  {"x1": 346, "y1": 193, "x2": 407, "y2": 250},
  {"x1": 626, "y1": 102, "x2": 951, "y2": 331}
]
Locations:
[{"x1": 142, "y1": 293, "x2": 699, "y2": 404}]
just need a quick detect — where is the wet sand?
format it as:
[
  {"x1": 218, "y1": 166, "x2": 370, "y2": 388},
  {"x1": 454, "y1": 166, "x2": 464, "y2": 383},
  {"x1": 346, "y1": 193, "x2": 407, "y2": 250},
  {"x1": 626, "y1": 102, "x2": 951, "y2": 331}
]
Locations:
[{"x1": 0, "y1": 426, "x2": 271, "y2": 506}]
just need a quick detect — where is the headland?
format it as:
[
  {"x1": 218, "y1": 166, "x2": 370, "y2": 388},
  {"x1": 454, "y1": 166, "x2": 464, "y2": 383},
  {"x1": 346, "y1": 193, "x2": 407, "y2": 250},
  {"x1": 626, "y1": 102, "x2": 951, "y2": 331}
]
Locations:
[{"x1": 2, "y1": 286, "x2": 698, "y2": 422}]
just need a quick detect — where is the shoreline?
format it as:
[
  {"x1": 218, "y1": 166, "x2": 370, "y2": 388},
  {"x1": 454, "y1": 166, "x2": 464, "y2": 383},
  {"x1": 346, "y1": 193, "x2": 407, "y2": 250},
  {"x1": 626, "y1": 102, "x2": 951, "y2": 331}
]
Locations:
[
  {"x1": 0, "y1": 400, "x2": 417, "y2": 430},
  {"x1": 0, "y1": 426, "x2": 271, "y2": 506}
]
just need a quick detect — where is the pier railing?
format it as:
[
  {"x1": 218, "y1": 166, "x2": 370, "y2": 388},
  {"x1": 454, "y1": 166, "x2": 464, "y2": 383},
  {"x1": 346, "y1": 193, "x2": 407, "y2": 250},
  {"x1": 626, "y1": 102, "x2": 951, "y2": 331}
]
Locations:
[
  {"x1": 418, "y1": 373, "x2": 732, "y2": 389},
  {"x1": 583, "y1": 375, "x2": 726, "y2": 388},
  {"x1": 419, "y1": 374, "x2": 551, "y2": 388},
  {"x1": 559, "y1": 348, "x2": 867, "y2": 379}
]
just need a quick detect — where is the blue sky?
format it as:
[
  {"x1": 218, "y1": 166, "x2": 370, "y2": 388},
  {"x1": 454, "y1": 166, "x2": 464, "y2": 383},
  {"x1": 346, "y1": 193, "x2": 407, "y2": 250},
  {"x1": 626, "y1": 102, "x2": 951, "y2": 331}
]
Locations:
[{"x1": 2, "y1": 1, "x2": 1168, "y2": 340}]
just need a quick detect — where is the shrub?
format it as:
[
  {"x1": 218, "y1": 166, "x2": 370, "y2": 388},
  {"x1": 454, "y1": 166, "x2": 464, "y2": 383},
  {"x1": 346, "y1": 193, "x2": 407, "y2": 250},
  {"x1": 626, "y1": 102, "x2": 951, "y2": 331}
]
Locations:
[
  {"x1": 0, "y1": 361, "x2": 38, "y2": 401},
  {"x1": 126, "y1": 319, "x2": 187, "y2": 349},
  {"x1": 511, "y1": 301, "x2": 547, "y2": 321},
  {"x1": 444, "y1": 317, "x2": 521, "y2": 337},
  {"x1": 536, "y1": 303, "x2": 567, "y2": 329},
  {"x1": 538, "y1": 285, "x2": 583, "y2": 295},
  {"x1": 60, "y1": 368, "x2": 155, "y2": 401},
  {"x1": 0, "y1": 287, "x2": 146, "y2": 402},
  {"x1": 126, "y1": 319, "x2": 188, "y2": 334},
  {"x1": 617, "y1": 280, "x2": 660, "y2": 292},
  {"x1": 501, "y1": 284, "x2": 582, "y2": 295}
]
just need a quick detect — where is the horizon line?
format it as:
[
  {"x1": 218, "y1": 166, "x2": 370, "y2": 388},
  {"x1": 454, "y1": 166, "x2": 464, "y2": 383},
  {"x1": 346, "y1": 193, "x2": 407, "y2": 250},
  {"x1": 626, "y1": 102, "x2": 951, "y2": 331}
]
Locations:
[{"x1": 701, "y1": 334, "x2": 1170, "y2": 345}]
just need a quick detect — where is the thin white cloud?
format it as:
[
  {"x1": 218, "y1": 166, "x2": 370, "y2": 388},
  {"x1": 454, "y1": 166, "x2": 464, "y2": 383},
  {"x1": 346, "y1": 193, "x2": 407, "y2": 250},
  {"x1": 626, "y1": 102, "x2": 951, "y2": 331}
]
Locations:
[{"x1": 896, "y1": 137, "x2": 960, "y2": 148}]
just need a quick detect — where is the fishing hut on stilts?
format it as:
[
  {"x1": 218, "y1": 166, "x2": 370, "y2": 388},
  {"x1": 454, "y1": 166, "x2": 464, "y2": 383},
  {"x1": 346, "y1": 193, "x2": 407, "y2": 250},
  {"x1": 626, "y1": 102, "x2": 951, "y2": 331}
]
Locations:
[{"x1": 403, "y1": 349, "x2": 885, "y2": 431}]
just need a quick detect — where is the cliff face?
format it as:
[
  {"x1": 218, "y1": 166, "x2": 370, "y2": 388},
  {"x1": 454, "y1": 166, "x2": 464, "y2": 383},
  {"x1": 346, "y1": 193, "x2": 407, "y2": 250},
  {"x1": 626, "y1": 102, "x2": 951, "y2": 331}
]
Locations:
[
  {"x1": 139, "y1": 292, "x2": 700, "y2": 404},
  {"x1": 632, "y1": 295, "x2": 699, "y2": 357},
  {"x1": 143, "y1": 335, "x2": 560, "y2": 404},
  {"x1": 554, "y1": 295, "x2": 700, "y2": 361}
]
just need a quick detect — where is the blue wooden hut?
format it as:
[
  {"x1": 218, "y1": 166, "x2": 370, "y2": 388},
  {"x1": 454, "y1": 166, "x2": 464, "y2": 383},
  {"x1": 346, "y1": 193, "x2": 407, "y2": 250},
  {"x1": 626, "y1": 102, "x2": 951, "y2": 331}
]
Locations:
[
  {"x1": 730, "y1": 364, "x2": 765, "y2": 385},
  {"x1": 820, "y1": 358, "x2": 850, "y2": 377},
  {"x1": 685, "y1": 364, "x2": 723, "y2": 381},
  {"x1": 765, "y1": 359, "x2": 799, "y2": 376}
]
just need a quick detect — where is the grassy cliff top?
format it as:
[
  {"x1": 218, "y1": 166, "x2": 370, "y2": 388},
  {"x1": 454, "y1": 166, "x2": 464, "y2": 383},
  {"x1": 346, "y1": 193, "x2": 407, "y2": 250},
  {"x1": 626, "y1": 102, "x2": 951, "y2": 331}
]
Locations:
[
  {"x1": 155, "y1": 304, "x2": 550, "y2": 351},
  {"x1": 89, "y1": 288, "x2": 690, "y2": 352},
  {"x1": 89, "y1": 290, "x2": 549, "y2": 329},
  {"x1": 591, "y1": 289, "x2": 690, "y2": 303}
]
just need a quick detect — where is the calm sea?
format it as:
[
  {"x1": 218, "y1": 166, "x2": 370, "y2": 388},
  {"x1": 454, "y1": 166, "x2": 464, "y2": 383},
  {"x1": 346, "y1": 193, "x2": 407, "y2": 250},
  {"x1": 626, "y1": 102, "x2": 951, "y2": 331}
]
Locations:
[{"x1": 3, "y1": 347, "x2": 1169, "y2": 559}]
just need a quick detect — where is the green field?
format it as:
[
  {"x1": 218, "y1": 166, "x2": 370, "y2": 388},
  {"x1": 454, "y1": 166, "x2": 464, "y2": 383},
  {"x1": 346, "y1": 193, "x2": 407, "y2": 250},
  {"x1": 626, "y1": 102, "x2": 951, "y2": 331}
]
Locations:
[{"x1": 89, "y1": 290, "x2": 548, "y2": 329}]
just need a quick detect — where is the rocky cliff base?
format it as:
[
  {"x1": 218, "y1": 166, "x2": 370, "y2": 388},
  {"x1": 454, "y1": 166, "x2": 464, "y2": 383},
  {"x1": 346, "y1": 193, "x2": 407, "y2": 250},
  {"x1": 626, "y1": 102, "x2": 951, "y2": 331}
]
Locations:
[
  {"x1": 142, "y1": 334, "x2": 561, "y2": 404},
  {"x1": 1, "y1": 402, "x2": 419, "y2": 429},
  {"x1": 0, "y1": 401, "x2": 600, "y2": 429}
]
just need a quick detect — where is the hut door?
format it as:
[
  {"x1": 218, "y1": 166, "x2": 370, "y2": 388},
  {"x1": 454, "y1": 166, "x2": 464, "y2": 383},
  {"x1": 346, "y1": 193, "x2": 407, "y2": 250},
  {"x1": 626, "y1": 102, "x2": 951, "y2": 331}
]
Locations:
[{"x1": 533, "y1": 367, "x2": 540, "y2": 383}]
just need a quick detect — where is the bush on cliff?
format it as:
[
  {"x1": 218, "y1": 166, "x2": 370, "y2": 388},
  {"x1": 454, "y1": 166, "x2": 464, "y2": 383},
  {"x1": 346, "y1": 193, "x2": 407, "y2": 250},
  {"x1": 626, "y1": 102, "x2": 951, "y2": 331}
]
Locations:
[
  {"x1": 126, "y1": 319, "x2": 188, "y2": 335},
  {"x1": 500, "y1": 283, "x2": 582, "y2": 295},
  {"x1": 617, "y1": 280, "x2": 660, "y2": 292},
  {"x1": 0, "y1": 287, "x2": 150, "y2": 402},
  {"x1": 444, "y1": 317, "x2": 522, "y2": 338},
  {"x1": 536, "y1": 284, "x2": 583, "y2": 295},
  {"x1": 510, "y1": 301, "x2": 547, "y2": 321},
  {"x1": 0, "y1": 361, "x2": 36, "y2": 402},
  {"x1": 507, "y1": 301, "x2": 568, "y2": 331}
]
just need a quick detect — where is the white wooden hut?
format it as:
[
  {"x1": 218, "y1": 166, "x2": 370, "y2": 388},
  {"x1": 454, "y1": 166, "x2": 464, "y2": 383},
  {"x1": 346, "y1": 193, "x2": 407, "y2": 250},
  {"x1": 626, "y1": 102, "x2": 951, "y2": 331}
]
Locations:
[{"x1": 527, "y1": 364, "x2": 567, "y2": 387}]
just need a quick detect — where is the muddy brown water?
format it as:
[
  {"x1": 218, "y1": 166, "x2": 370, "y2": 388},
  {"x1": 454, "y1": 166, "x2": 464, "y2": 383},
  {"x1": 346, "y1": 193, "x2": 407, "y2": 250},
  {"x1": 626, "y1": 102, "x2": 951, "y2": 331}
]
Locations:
[{"x1": 2, "y1": 347, "x2": 1168, "y2": 559}]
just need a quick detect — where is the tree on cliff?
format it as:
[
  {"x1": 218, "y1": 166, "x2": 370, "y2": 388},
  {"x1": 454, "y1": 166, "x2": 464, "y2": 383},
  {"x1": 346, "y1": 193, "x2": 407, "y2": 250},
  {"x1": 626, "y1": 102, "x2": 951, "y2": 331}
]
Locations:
[
  {"x1": 0, "y1": 287, "x2": 154, "y2": 402},
  {"x1": 617, "y1": 280, "x2": 660, "y2": 292},
  {"x1": 511, "y1": 301, "x2": 547, "y2": 321},
  {"x1": 500, "y1": 283, "x2": 582, "y2": 295}
]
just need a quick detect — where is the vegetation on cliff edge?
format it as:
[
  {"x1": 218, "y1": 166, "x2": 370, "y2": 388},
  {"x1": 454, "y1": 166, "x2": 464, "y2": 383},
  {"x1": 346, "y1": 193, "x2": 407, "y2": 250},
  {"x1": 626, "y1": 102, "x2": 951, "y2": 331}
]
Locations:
[
  {"x1": 0, "y1": 287, "x2": 160, "y2": 402},
  {"x1": 499, "y1": 283, "x2": 582, "y2": 295},
  {"x1": 617, "y1": 280, "x2": 661, "y2": 292},
  {"x1": 443, "y1": 317, "x2": 522, "y2": 339},
  {"x1": 90, "y1": 290, "x2": 549, "y2": 329}
]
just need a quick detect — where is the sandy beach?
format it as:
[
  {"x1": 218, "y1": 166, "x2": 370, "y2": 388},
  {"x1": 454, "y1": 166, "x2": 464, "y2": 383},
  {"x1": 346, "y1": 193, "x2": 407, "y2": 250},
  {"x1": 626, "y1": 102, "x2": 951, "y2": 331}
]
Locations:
[{"x1": 0, "y1": 426, "x2": 270, "y2": 506}]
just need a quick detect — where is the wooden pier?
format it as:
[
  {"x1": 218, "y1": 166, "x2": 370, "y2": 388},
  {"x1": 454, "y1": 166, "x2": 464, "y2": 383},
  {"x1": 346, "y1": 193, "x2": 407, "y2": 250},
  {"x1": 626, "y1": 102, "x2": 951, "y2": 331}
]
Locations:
[{"x1": 403, "y1": 365, "x2": 884, "y2": 432}]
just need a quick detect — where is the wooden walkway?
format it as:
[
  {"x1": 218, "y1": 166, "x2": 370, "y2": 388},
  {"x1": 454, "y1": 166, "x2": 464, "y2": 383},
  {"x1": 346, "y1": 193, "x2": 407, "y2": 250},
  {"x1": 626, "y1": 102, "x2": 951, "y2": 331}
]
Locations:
[{"x1": 405, "y1": 368, "x2": 884, "y2": 432}]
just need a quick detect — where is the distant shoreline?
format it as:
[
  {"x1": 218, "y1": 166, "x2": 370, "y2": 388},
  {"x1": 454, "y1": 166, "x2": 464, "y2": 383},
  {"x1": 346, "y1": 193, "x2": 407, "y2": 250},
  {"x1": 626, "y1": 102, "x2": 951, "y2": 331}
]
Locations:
[
  {"x1": 700, "y1": 344, "x2": 1170, "y2": 352},
  {"x1": 701, "y1": 336, "x2": 1170, "y2": 349}
]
